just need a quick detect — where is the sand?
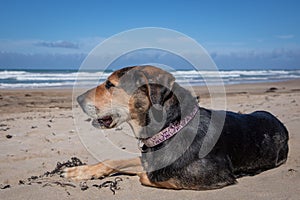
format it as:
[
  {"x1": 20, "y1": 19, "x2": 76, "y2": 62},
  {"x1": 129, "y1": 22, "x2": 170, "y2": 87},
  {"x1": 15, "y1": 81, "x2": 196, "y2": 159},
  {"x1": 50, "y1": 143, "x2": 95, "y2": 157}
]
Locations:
[{"x1": 0, "y1": 80, "x2": 300, "y2": 199}]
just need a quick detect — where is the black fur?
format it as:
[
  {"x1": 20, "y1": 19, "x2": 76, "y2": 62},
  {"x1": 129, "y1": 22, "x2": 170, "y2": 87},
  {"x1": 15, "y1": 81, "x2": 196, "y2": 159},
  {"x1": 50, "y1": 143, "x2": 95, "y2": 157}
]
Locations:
[
  {"x1": 116, "y1": 66, "x2": 289, "y2": 190},
  {"x1": 141, "y1": 81, "x2": 289, "y2": 190}
]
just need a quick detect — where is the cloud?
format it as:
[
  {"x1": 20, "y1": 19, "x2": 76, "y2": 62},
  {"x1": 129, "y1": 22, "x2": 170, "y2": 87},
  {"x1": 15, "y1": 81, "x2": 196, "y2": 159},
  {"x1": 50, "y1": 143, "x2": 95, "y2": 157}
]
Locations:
[
  {"x1": 0, "y1": 52, "x2": 86, "y2": 69},
  {"x1": 205, "y1": 42, "x2": 246, "y2": 47},
  {"x1": 0, "y1": 37, "x2": 105, "y2": 55},
  {"x1": 275, "y1": 34, "x2": 295, "y2": 39},
  {"x1": 35, "y1": 40, "x2": 79, "y2": 49},
  {"x1": 211, "y1": 48, "x2": 300, "y2": 69}
]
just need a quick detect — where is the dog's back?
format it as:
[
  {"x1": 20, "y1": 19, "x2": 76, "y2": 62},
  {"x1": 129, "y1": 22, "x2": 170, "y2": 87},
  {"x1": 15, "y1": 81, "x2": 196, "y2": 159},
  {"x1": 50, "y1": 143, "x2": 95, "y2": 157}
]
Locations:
[
  {"x1": 171, "y1": 108, "x2": 289, "y2": 189},
  {"x1": 217, "y1": 110, "x2": 289, "y2": 176}
]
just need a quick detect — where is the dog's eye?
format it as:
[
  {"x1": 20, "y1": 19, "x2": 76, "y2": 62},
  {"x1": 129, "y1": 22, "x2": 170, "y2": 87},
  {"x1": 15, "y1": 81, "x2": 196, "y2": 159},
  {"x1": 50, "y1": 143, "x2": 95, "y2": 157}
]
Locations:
[{"x1": 105, "y1": 80, "x2": 115, "y2": 89}]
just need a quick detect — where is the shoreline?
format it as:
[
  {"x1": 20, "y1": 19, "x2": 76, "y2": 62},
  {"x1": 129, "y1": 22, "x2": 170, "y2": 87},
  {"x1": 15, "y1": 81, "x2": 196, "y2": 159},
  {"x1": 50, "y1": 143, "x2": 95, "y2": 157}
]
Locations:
[{"x1": 1, "y1": 78, "x2": 299, "y2": 90}]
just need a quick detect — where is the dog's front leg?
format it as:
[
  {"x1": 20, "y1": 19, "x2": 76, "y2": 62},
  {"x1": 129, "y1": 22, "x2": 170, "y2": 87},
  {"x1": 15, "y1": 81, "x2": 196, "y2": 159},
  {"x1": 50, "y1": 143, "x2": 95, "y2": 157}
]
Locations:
[{"x1": 62, "y1": 157, "x2": 143, "y2": 181}]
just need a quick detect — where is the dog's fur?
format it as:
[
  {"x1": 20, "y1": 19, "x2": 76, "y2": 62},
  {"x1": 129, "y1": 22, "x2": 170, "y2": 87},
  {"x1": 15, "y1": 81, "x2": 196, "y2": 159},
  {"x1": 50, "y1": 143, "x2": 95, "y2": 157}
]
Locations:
[{"x1": 63, "y1": 65, "x2": 289, "y2": 190}]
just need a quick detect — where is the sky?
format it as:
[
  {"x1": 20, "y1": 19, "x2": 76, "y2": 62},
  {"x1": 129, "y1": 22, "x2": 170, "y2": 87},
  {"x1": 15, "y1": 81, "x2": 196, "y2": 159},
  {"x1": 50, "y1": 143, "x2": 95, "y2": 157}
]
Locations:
[{"x1": 0, "y1": 0, "x2": 300, "y2": 70}]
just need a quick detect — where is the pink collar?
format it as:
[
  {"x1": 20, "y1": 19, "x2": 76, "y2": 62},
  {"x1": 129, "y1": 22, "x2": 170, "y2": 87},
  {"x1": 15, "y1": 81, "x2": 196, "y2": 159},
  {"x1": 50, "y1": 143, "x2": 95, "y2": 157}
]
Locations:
[{"x1": 140, "y1": 106, "x2": 199, "y2": 148}]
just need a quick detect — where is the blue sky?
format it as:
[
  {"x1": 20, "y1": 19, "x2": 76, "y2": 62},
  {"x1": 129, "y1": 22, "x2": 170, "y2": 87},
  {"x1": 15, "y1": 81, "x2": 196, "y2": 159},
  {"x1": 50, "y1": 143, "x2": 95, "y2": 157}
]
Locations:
[{"x1": 0, "y1": 0, "x2": 300, "y2": 70}]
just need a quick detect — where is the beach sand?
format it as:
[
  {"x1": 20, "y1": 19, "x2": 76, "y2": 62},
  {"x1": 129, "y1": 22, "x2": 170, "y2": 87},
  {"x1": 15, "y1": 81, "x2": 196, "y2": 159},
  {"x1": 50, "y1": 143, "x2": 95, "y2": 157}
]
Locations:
[{"x1": 0, "y1": 80, "x2": 300, "y2": 199}]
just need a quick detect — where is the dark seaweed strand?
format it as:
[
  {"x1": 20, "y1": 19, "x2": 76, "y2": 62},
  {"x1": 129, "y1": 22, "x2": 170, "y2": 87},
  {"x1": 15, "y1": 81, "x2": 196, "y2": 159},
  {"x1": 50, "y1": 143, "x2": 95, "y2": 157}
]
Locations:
[
  {"x1": 79, "y1": 181, "x2": 89, "y2": 191},
  {"x1": 18, "y1": 157, "x2": 86, "y2": 185},
  {"x1": 46, "y1": 157, "x2": 86, "y2": 176},
  {"x1": 0, "y1": 184, "x2": 11, "y2": 189},
  {"x1": 92, "y1": 177, "x2": 123, "y2": 195}
]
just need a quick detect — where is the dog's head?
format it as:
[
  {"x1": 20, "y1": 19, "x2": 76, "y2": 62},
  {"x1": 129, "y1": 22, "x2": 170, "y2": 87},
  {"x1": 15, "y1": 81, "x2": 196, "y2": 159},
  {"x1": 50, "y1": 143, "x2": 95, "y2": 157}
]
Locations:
[{"x1": 77, "y1": 65, "x2": 176, "y2": 138}]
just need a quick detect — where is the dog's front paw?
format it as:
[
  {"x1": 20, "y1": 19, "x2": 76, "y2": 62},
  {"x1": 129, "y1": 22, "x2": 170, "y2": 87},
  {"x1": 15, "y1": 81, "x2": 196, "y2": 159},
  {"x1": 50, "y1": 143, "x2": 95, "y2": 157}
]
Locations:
[
  {"x1": 62, "y1": 163, "x2": 112, "y2": 181},
  {"x1": 61, "y1": 165, "x2": 94, "y2": 181}
]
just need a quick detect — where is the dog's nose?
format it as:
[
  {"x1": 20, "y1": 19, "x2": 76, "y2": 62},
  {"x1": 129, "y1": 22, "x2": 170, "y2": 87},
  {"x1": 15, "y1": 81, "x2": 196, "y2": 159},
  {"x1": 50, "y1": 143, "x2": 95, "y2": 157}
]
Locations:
[{"x1": 77, "y1": 94, "x2": 86, "y2": 107}]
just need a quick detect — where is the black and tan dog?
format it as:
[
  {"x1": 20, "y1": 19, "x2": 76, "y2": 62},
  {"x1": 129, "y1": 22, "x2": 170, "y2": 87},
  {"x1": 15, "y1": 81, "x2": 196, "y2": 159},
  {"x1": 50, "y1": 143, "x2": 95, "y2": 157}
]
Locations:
[{"x1": 63, "y1": 65, "x2": 289, "y2": 190}]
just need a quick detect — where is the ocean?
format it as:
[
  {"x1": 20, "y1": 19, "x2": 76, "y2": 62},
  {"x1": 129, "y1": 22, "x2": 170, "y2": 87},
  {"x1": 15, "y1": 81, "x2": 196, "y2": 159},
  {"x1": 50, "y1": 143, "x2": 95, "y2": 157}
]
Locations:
[{"x1": 0, "y1": 69, "x2": 300, "y2": 89}]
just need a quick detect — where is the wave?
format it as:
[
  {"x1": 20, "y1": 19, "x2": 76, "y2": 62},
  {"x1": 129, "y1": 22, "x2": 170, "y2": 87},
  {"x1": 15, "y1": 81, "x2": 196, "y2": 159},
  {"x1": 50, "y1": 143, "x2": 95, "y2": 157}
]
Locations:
[
  {"x1": 0, "y1": 69, "x2": 300, "y2": 89},
  {"x1": 0, "y1": 82, "x2": 75, "y2": 89}
]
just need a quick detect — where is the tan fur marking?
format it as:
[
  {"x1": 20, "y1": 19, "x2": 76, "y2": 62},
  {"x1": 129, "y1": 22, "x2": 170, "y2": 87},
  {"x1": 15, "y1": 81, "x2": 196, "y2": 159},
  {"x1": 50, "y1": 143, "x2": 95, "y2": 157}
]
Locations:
[{"x1": 138, "y1": 173, "x2": 182, "y2": 189}]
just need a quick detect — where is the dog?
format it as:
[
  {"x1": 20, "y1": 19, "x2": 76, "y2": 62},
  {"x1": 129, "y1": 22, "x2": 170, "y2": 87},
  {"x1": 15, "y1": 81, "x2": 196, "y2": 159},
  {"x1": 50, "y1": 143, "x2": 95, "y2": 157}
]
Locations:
[{"x1": 63, "y1": 65, "x2": 289, "y2": 190}]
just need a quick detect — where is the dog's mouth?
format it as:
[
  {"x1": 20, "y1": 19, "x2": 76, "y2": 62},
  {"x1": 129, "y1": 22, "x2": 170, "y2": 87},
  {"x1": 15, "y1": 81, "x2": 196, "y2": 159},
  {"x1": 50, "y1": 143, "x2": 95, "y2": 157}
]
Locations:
[{"x1": 92, "y1": 115, "x2": 115, "y2": 129}]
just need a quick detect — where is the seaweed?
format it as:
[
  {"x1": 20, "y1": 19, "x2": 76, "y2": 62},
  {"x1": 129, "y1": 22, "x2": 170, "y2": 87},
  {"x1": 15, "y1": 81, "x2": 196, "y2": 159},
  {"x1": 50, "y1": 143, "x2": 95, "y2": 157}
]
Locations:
[
  {"x1": 0, "y1": 184, "x2": 10, "y2": 189},
  {"x1": 15, "y1": 157, "x2": 123, "y2": 195},
  {"x1": 92, "y1": 177, "x2": 123, "y2": 195}
]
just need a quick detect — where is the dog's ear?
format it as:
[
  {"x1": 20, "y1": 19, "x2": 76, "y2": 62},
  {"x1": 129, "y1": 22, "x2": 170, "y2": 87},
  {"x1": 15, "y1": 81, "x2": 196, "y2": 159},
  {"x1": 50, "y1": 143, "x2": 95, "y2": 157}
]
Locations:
[
  {"x1": 141, "y1": 69, "x2": 175, "y2": 107},
  {"x1": 119, "y1": 66, "x2": 175, "y2": 107},
  {"x1": 119, "y1": 67, "x2": 149, "y2": 95}
]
